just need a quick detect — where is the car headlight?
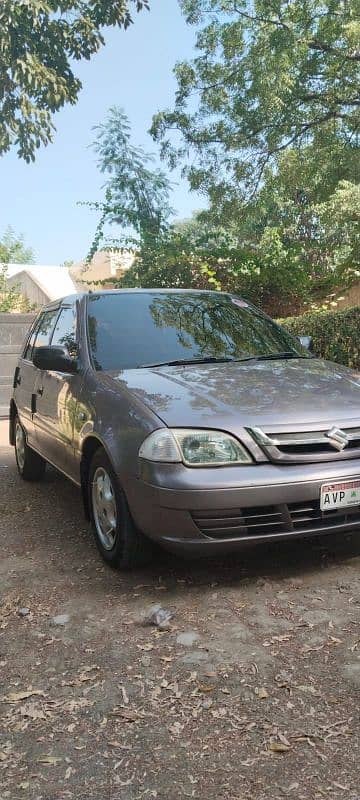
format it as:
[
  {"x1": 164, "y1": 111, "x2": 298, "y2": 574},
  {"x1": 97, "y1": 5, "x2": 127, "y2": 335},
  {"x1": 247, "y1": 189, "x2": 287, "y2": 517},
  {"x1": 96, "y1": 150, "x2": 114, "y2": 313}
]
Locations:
[{"x1": 139, "y1": 429, "x2": 252, "y2": 466}]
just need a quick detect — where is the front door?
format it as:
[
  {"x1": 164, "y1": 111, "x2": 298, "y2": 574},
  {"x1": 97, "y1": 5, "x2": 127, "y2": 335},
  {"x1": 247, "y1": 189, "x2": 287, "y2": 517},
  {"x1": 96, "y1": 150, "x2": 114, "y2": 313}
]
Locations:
[
  {"x1": 33, "y1": 303, "x2": 83, "y2": 482},
  {"x1": 14, "y1": 309, "x2": 58, "y2": 448}
]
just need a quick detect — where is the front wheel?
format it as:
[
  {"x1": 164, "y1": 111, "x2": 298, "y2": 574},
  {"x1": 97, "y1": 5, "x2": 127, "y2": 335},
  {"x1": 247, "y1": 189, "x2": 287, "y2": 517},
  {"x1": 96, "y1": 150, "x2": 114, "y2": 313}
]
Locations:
[
  {"x1": 15, "y1": 417, "x2": 46, "y2": 481},
  {"x1": 88, "y1": 449, "x2": 152, "y2": 570}
]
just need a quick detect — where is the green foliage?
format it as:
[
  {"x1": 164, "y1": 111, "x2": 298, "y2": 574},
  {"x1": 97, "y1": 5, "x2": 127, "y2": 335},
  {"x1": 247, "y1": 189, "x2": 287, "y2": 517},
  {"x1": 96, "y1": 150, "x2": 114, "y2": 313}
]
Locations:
[
  {"x1": 233, "y1": 148, "x2": 360, "y2": 310},
  {"x1": 118, "y1": 212, "x2": 326, "y2": 317},
  {"x1": 0, "y1": 226, "x2": 35, "y2": 264},
  {"x1": 315, "y1": 180, "x2": 360, "y2": 273},
  {"x1": 0, "y1": 227, "x2": 35, "y2": 311},
  {"x1": 282, "y1": 306, "x2": 360, "y2": 369},
  {"x1": 151, "y1": 0, "x2": 360, "y2": 204},
  {"x1": 87, "y1": 107, "x2": 173, "y2": 261},
  {"x1": 0, "y1": 1, "x2": 149, "y2": 161},
  {"x1": 0, "y1": 265, "x2": 31, "y2": 311},
  {"x1": 149, "y1": 1, "x2": 360, "y2": 313}
]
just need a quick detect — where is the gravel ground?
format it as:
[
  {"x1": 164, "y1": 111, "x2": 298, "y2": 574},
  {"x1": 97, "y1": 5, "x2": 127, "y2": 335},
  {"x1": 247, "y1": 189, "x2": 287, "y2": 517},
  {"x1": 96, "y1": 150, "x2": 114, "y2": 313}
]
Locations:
[{"x1": 1, "y1": 420, "x2": 360, "y2": 800}]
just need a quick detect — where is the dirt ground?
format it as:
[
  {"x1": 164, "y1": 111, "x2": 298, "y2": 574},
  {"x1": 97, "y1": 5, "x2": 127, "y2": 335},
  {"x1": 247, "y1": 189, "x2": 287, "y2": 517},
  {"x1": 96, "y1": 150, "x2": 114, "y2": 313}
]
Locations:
[{"x1": 1, "y1": 420, "x2": 360, "y2": 800}]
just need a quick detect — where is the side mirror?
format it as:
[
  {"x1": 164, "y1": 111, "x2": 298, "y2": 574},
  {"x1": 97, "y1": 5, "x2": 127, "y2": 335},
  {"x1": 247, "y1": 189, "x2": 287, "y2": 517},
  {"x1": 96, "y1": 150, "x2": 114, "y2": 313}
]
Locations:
[
  {"x1": 33, "y1": 345, "x2": 78, "y2": 374},
  {"x1": 298, "y1": 335, "x2": 313, "y2": 352}
]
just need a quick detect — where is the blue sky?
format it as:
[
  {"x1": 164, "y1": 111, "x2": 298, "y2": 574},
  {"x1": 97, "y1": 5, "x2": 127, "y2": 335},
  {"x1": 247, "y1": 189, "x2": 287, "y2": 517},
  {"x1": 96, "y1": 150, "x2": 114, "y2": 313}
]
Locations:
[{"x1": 0, "y1": 0, "x2": 204, "y2": 265}]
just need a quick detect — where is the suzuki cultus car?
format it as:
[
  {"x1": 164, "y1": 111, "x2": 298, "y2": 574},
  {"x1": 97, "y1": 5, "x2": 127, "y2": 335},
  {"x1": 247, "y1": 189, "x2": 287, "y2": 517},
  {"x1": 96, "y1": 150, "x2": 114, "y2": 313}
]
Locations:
[{"x1": 10, "y1": 289, "x2": 360, "y2": 568}]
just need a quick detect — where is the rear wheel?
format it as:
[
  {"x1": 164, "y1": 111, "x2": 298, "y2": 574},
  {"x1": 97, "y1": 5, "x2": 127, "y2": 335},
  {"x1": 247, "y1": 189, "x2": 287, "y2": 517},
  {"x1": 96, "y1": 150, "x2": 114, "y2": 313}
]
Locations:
[
  {"x1": 88, "y1": 449, "x2": 152, "y2": 569},
  {"x1": 15, "y1": 417, "x2": 46, "y2": 481}
]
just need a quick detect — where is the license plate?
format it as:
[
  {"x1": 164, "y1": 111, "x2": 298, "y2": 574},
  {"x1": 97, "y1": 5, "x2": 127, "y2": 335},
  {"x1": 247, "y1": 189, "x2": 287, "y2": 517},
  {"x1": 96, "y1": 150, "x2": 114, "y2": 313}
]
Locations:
[{"x1": 320, "y1": 479, "x2": 360, "y2": 511}]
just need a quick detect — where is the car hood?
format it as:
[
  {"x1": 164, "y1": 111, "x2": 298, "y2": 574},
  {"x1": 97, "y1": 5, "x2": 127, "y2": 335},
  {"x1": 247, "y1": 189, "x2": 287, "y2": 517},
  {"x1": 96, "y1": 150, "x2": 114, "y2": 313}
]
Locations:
[{"x1": 106, "y1": 358, "x2": 360, "y2": 432}]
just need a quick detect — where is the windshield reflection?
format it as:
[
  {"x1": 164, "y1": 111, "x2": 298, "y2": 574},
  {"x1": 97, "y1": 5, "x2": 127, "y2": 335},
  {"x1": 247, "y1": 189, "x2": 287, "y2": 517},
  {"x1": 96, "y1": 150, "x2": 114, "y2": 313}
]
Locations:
[{"x1": 87, "y1": 292, "x2": 309, "y2": 371}]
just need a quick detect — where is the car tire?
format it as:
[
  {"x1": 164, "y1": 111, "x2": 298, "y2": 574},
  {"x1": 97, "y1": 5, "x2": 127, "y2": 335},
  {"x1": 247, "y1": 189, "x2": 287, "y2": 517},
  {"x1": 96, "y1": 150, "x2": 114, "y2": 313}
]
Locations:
[
  {"x1": 88, "y1": 448, "x2": 153, "y2": 570},
  {"x1": 14, "y1": 416, "x2": 46, "y2": 481}
]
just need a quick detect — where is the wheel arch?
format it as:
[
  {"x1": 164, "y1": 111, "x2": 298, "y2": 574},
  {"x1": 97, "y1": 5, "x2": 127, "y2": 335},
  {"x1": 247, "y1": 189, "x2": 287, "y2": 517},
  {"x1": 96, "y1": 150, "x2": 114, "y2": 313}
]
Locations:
[{"x1": 80, "y1": 434, "x2": 115, "y2": 519}]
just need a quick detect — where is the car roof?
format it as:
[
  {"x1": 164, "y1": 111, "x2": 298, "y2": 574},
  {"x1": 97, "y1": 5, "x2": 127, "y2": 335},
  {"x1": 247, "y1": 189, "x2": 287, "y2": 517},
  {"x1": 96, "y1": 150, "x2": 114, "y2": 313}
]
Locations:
[{"x1": 40, "y1": 288, "x2": 235, "y2": 313}]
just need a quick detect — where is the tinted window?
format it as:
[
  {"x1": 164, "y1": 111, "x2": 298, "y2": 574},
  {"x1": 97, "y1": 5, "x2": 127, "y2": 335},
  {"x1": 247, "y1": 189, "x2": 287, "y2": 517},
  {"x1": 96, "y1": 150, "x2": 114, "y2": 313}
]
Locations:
[
  {"x1": 23, "y1": 316, "x2": 41, "y2": 361},
  {"x1": 51, "y1": 306, "x2": 77, "y2": 357},
  {"x1": 31, "y1": 310, "x2": 59, "y2": 354},
  {"x1": 87, "y1": 292, "x2": 310, "y2": 371}
]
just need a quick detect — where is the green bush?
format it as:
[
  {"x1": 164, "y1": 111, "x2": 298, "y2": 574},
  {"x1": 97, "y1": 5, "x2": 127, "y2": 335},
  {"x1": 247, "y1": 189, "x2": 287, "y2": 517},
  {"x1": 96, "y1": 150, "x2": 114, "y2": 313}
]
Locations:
[{"x1": 281, "y1": 306, "x2": 360, "y2": 370}]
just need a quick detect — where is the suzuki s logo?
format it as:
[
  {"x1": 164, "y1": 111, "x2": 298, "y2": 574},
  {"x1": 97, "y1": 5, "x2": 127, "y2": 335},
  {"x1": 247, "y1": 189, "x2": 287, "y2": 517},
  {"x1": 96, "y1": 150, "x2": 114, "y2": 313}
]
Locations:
[{"x1": 325, "y1": 426, "x2": 349, "y2": 451}]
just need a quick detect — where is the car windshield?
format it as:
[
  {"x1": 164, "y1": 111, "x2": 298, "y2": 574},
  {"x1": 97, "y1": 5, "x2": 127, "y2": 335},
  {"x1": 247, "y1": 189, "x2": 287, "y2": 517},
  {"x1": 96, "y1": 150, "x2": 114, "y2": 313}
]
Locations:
[{"x1": 87, "y1": 292, "x2": 311, "y2": 371}]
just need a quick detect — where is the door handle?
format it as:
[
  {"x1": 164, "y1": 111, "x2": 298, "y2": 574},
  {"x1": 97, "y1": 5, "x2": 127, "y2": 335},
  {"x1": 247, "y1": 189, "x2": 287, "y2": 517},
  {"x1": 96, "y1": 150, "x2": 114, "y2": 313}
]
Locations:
[{"x1": 37, "y1": 387, "x2": 44, "y2": 396}]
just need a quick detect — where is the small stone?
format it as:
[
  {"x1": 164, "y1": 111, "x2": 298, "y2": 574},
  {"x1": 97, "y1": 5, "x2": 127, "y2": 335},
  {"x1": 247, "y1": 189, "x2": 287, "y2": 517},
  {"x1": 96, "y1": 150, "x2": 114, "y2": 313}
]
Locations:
[
  {"x1": 144, "y1": 605, "x2": 172, "y2": 629},
  {"x1": 18, "y1": 608, "x2": 30, "y2": 617},
  {"x1": 343, "y1": 663, "x2": 360, "y2": 686},
  {"x1": 176, "y1": 631, "x2": 199, "y2": 646},
  {"x1": 181, "y1": 650, "x2": 209, "y2": 665},
  {"x1": 51, "y1": 614, "x2": 70, "y2": 627}
]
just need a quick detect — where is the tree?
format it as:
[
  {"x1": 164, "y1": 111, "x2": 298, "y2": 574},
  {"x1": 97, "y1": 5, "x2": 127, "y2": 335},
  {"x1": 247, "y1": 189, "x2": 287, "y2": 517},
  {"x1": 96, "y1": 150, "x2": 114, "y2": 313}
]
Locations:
[
  {"x1": 0, "y1": 227, "x2": 35, "y2": 311},
  {"x1": 0, "y1": 266, "x2": 29, "y2": 311},
  {"x1": 0, "y1": 1, "x2": 149, "y2": 162},
  {"x1": 87, "y1": 105, "x2": 358, "y2": 318},
  {"x1": 87, "y1": 106, "x2": 173, "y2": 261},
  {"x1": 151, "y1": 0, "x2": 360, "y2": 206},
  {"x1": 315, "y1": 180, "x2": 360, "y2": 274},
  {"x1": 0, "y1": 226, "x2": 34, "y2": 264}
]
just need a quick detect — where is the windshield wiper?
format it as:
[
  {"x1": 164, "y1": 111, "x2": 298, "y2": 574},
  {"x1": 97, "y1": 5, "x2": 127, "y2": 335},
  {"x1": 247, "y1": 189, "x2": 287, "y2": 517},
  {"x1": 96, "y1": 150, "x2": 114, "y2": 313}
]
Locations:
[
  {"x1": 140, "y1": 352, "x2": 312, "y2": 368},
  {"x1": 140, "y1": 356, "x2": 237, "y2": 368},
  {"x1": 251, "y1": 352, "x2": 312, "y2": 361}
]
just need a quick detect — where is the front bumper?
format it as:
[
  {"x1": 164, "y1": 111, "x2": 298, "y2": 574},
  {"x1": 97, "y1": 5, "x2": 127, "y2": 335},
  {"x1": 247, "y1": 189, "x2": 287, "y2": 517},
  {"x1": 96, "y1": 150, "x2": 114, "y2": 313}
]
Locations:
[{"x1": 126, "y1": 459, "x2": 360, "y2": 555}]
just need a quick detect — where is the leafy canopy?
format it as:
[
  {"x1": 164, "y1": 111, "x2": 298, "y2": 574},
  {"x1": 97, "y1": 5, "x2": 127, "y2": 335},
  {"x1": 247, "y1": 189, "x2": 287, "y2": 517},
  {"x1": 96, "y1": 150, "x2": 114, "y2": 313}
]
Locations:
[
  {"x1": 0, "y1": 227, "x2": 35, "y2": 311},
  {"x1": 151, "y1": 0, "x2": 360, "y2": 205},
  {"x1": 0, "y1": 266, "x2": 31, "y2": 312},
  {"x1": 0, "y1": 226, "x2": 35, "y2": 264},
  {"x1": 87, "y1": 106, "x2": 173, "y2": 260},
  {"x1": 0, "y1": 1, "x2": 149, "y2": 161}
]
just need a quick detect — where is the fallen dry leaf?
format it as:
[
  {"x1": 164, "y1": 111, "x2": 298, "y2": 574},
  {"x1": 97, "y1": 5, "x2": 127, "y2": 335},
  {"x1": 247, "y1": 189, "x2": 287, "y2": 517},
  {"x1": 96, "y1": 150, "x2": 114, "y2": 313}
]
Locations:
[
  {"x1": 168, "y1": 721, "x2": 183, "y2": 736},
  {"x1": 20, "y1": 702, "x2": 47, "y2": 720},
  {"x1": 37, "y1": 755, "x2": 62, "y2": 765},
  {"x1": 64, "y1": 766, "x2": 74, "y2": 780},
  {"x1": 121, "y1": 685, "x2": 129, "y2": 705},
  {"x1": 111, "y1": 708, "x2": 139, "y2": 722},
  {"x1": 3, "y1": 689, "x2": 46, "y2": 703},
  {"x1": 297, "y1": 684, "x2": 320, "y2": 696},
  {"x1": 269, "y1": 741, "x2": 291, "y2": 753},
  {"x1": 255, "y1": 687, "x2": 269, "y2": 699},
  {"x1": 278, "y1": 732, "x2": 291, "y2": 747}
]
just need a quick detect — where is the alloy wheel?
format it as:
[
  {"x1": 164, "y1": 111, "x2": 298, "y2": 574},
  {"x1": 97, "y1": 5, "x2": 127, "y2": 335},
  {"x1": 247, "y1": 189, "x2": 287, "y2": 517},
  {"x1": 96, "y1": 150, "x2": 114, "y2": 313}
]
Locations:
[
  {"x1": 15, "y1": 422, "x2": 26, "y2": 471},
  {"x1": 91, "y1": 466, "x2": 118, "y2": 551}
]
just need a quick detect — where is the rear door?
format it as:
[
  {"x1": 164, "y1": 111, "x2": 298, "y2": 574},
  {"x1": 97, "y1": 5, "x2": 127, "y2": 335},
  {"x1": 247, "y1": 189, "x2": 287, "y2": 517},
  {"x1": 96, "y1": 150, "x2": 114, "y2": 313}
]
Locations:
[
  {"x1": 33, "y1": 302, "x2": 83, "y2": 481},
  {"x1": 13, "y1": 309, "x2": 58, "y2": 448}
]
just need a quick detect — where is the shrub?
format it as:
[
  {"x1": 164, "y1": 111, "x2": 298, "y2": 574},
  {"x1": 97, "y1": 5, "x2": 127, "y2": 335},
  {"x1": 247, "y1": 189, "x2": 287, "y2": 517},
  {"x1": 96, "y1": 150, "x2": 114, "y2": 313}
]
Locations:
[{"x1": 281, "y1": 306, "x2": 360, "y2": 369}]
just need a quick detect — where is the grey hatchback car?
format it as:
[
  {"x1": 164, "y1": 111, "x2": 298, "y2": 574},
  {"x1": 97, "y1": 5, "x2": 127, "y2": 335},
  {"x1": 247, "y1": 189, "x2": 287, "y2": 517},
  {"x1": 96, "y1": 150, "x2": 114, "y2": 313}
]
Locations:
[{"x1": 10, "y1": 289, "x2": 360, "y2": 568}]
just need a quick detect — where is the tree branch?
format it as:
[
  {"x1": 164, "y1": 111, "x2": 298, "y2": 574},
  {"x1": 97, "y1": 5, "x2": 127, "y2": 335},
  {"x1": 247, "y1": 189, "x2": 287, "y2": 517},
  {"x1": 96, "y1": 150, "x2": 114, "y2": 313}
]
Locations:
[
  {"x1": 232, "y1": 2, "x2": 290, "y2": 30},
  {"x1": 309, "y1": 40, "x2": 360, "y2": 62}
]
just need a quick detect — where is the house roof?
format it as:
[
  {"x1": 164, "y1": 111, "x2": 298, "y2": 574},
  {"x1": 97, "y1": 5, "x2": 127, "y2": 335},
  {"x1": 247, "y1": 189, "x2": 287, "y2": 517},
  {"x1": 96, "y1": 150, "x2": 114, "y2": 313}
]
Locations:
[{"x1": 5, "y1": 264, "x2": 77, "y2": 301}]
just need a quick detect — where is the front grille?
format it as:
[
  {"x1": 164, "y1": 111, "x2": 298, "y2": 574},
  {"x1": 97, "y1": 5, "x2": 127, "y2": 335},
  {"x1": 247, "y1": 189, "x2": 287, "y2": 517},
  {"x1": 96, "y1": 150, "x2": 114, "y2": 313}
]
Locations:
[
  {"x1": 191, "y1": 501, "x2": 360, "y2": 540},
  {"x1": 249, "y1": 426, "x2": 360, "y2": 464}
]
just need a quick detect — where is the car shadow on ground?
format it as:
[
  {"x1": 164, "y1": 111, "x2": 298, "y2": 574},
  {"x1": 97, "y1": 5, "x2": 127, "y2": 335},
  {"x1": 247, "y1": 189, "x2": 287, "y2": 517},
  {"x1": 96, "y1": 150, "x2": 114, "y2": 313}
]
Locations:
[{"x1": 32, "y1": 461, "x2": 360, "y2": 595}]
